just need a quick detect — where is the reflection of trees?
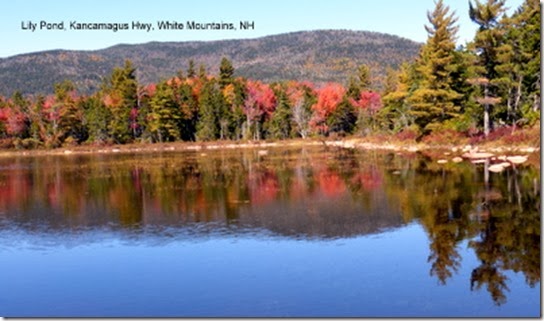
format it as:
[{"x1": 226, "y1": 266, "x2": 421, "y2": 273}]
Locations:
[
  {"x1": 0, "y1": 148, "x2": 539, "y2": 305},
  {"x1": 468, "y1": 165, "x2": 541, "y2": 305},
  {"x1": 383, "y1": 157, "x2": 478, "y2": 285},
  {"x1": 382, "y1": 154, "x2": 540, "y2": 304}
]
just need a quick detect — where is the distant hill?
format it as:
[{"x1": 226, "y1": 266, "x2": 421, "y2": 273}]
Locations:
[{"x1": 0, "y1": 30, "x2": 421, "y2": 96}]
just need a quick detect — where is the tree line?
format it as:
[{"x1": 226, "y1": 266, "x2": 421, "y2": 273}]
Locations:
[{"x1": 0, "y1": 0, "x2": 539, "y2": 149}]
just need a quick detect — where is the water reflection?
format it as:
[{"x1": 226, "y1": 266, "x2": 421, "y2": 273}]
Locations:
[{"x1": 0, "y1": 147, "x2": 539, "y2": 307}]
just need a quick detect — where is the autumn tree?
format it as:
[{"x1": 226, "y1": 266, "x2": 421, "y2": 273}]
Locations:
[
  {"x1": 222, "y1": 79, "x2": 246, "y2": 140},
  {"x1": 408, "y1": 0, "x2": 462, "y2": 133},
  {"x1": 352, "y1": 91, "x2": 383, "y2": 135},
  {"x1": 29, "y1": 80, "x2": 83, "y2": 148},
  {"x1": 243, "y1": 80, "x2": 276, "y2": 140},
  {"x1": 5, "y1": 91, "x2": 31, "y2": 141},
  {"x1": 309, "y1": 83, "x2": 345, "y2": 136},
  {"x1": 288, "y1": 82, "x2": 315, "y2": 139}
]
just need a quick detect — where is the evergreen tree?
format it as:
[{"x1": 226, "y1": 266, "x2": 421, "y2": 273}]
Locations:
[
  {"x1": 177, "y1": 82, "x2": 198, "y2": 141},
  {"x1": 148, "y1": 81, "x2": 182, "y2": 143},
  {"x1": 357, "y1": 64, "x2": 372, "y2": 91},
  {"x1": 268, "y1": 88, "x2": 293, "y2": 139},
  {"x1": 187, "y1": 59, "x2": 196, "y2": 78},
  {"x1": 327, "y1": 96, "x2": 357, "y2": 136},
  {"x1": 198, "y1": 64, "x2": 207, "y2": 80},
  {"x1": 468, "y1": 0, "x2": 506, "y2": 136},
  {"x1": 495, "y1": 0, "x2": 541, "y2": 126},
  {"x1": 102, "y1": 60, "x2": 138, "y2": 143},
  {"x1": 196, "y1": 80, "x2": 220, "y2": 141},
  {"x1": 83, "y1": 94, "x2": 111, "y2": 143},
  {"x1": 219, "y1": 57, "x2": 235, "y2": 89},
  {"x1": 346, "y1": 76, "x2": 361, "y2": 100},
  {"x1": 408, "y1": 0, "x2": 462, "y2": 133}
]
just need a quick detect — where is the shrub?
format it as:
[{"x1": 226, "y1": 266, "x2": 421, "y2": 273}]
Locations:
[{"x1": 421, "y1": 129, "x2": 468, "y2": 146}]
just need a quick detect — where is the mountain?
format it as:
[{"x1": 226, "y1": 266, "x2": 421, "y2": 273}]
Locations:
[{"x1": 0, "y1": 30, "x2": 421, "y2": 96}]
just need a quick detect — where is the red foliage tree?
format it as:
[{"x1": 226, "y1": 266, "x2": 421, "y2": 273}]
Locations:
[
  {"x1": 243, "y1": 80, "x2": 276, "y2": 139},
  {"x1": 310, "y1": 83, "x2": 345, "y2": 135},
  {"x1": 351, "y1": 91, "x2": 382, "y2": 114}
]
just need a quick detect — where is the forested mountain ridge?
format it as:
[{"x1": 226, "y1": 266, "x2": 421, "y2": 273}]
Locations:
[{"x1": 0, "y1": 29, "x2": 421, "y2": 96}]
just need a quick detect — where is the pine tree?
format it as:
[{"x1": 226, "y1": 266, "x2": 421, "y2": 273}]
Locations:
[
  {"x1": 327, "y1": 96, "x2": 356, "y2": 136},
  {"x1": 102, "y1": 60, "x2": 138, "y2": 143},
  {"x1": 196, "y1": 80, "x2": 220, "y2": 141},
  {"x1": 468, "y1": 0, "x2": 506, "y2": 136},
  {"x1": 219, "y1": 57, "x2": 235, "y2": 89},
  {"x1": 148, "y1": 81, "x2": 182, "y2": 143},
  {"x1": 499, "y1": 0, "x2": 541, "y2": 126},
  {"x1": 177, "y1": 82, "x2": 198, "y2": 141},
  {"x1": 83, "y1": 94, "x2": 111, "y2": 143},
  {"x1": 357, "y1": 64, "x2": 372, "y2": 91},
  {"x1": 408, "y1": 0, "x2": 462, "y2": 133},
  {"x1": 187, "y1": 60, "x2": 196, "y2": 78},
  {"x1": 268, "y1": 88, "x2": 293, "y2": 139}
]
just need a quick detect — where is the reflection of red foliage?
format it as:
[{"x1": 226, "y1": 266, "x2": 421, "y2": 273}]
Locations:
[
  {"x1": 248, "y1": 169, "x2": 279, "y2": 205},
  {"x1": 289, "y1": 178, "x2": 308, "y2": 200},
  {"x1": 318, "y1": 169, "x2": 346, "y2": 197},
  {"x1": 47, "y1": 182, "x2": 60, "y2": 209},
  {"x1": 0, "y1": 171, "x2": 31, "y2": 212},
  {"x1": 352, "y1": 168, "x2": 383, "y2": 191}
]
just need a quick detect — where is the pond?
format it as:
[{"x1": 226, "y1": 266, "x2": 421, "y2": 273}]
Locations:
[{"x1": 0, "y1": 146, "x2": 540, "y2": 317}]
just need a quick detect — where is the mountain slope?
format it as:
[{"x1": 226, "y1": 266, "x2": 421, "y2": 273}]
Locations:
[{"x1": 0, "y1": 29, "x2": 421, "y2": 96}]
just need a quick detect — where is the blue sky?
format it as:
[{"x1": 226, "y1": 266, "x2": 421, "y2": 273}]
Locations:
[{"x1": 0, "y1": 0, "x2": 525, "y2": 58}]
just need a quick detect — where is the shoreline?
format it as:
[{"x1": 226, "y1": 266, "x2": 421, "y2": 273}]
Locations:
[{"x1": 0, "y1": 137, "x2": 539, "y2": 160}]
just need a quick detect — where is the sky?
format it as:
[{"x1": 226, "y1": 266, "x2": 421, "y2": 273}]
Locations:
[{"x1": 0, "y1": 0, "x2": 526, "y2": 58}]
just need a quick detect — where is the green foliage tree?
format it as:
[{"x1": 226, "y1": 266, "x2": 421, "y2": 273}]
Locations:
[
  {"x1": 268, "y1": 88, "x2": 293, "y2": 139},
  {"x1": 82, "y1": 94, "x2": 111, "y2": 144},
  {"x1": 327, "y1": 97, "x2": 357, "y2": 136},
  {"x1": 196, "y1": 80, "x2": 221, "y2": 141},
  {"x1": 381, "y1": 62, "x2": 417, "y2": 133},
  {"x1": 148, "y1": 81, "x2": 182, "y2": 143},
  {"x1": 102, "y1": 60, "x2": 138, "y2": 144},
  {"x1": 219, "y1": 57, "x2": 235, "y2": 89},
  {"x1": 177, "y1": 82, "x2": 198, "y2": 141},
  {"x1": 408, "y1": 0, "x2": 462, "y2": 133},
  {"x1": 358, "y1": 64, "x2": 372, "y2": 90},
  {"x1": 468, "y1": 0, "x2": 506, "y2": 136},
  {"x1": 495, "y1": 0, "x2": 541, "y2": 127},
  {"x1": 187, "y1": 59, "x2": 196, "y2": 78}
]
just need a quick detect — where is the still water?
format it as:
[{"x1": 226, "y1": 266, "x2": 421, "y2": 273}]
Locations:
[{"x1": 0, "y1": 146, "x2": 540, "y2": 317}]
